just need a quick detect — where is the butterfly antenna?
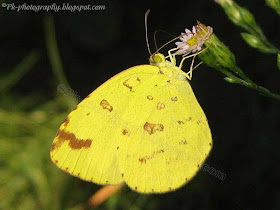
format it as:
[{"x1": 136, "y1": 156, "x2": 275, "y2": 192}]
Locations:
[
  {"x1": 145, "y1": 9, "x2": 152, "y2": 56},
  {"x1": 153, "y1": 30, "x2": 176, "y2": 51},
  {"x1": 152, "y1": 34, "x2": 182, "y2": 56}
]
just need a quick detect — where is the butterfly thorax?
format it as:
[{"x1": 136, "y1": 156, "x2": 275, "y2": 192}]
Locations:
[{"x1": 149, "y1": 53, "x2": 187, "y2": 81}]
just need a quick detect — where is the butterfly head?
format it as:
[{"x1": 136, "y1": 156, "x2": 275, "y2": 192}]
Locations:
[{"x1": 149, "y1": 53, "x2": 166, "y2": 66}]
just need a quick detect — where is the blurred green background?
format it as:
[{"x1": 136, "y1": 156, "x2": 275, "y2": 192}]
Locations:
[{"x1": 1, "y1": 0, "x2": 280, "y2": 209}]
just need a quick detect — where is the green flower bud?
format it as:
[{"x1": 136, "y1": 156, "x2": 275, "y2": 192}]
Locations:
[
  {"x1": 241, "y1": 33, "x2": 272, "y2": 53},
  {"x1": 224, "y1": 77, "x2": 236, "y2": 83},
  {"x1": 266, "y1": 0, "x2": 280, "y2": 15},
  {"x1": 215, "y1": 0, "x2": 262, "y2": 35},
  {"x1": 216, "y1": 0, "x2": 280, "y2": 54},
  {"x1": 198, "y1": 33, "x2": 253, "y2": 83},
  {"x1": 198, "y1": 34, "x2": 237, "y2": 70}
]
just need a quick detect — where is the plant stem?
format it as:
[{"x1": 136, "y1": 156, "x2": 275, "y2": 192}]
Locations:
[
  {"x1": 219, "y1": 68, "x2": 280, "y2": 101},
  {"x1": 44, "y1": 15, "x2": 75, "y2": 108},
  {"x1": 44, "y1": 15, "x2": 70, "y2": 90},
  {"x1": 235, "y1": 80, "x2": 280, "y2": 101},
  {"x1": 0, "y1": 50, "x2": 40, "y2": 92},
  {"x1": 231, "y1": 66, "x2": 253, "y2": 83}
]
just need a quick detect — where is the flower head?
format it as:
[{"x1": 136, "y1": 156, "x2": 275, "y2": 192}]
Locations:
[{"x1": 175, "y1": 21, "x2": 213, "y2": 56}]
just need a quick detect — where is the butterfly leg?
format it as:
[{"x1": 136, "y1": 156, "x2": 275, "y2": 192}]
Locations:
[
  {"x1": 179, "y1": 45, "x2": 211, "y2": 79},
  {"x1": 167, "y1": 48, "x2": 178, "y2": 65},
  {"x1": 178, "y1": 53, "x2": 197, "y2": 70},
  {"x1": 186, "y1": 54, "x2": 204, "y2": 80},
  {"x1": 179, "y1": 45, "x2": 210, "y2": 70},
  {"x1": 187, "y1": 61, "x2": 203, "y2": 80}
]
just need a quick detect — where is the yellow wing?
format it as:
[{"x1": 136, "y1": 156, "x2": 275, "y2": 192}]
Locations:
[
  {"x1": 117, "y1": 74, "x2": 212, "y2": 193},
  {"x1": 50, "y1": 65, "x2": 160, "y2": 185},
  {"x1": 50, "y1": 64, "x2": 212, "y2": 193}
]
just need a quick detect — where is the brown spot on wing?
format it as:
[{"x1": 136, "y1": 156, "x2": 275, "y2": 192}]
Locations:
[
  {"x1": 122, "y1": 129, "x2": 129, "y2": 135},
  {"x1": 171, "y1": 96, "x2": 178, "y2": 101},
  {"x1": 55, "y1": 129, "x2": 60, "y2": 137},
  {"x1": 51, "y1": 129, "x2": 92, "y2": 151},
  {"x1": 178, "y1": 120, "x2": 184, "y2": 124},
  {"x1": 100, "y1": 99, "x2": 113, "y2": 112},
  {"x1": 64, "y1": 117, "x2": 70, "y2": 126},
  {"x1": 123, "y1": 79, "x2": 133, "y2": 92},
  {"x1": 147, "y1": 95, "x2": 153, "y2": 100},
  {"x1": 157, "y1": 102, "x2": 165, "y2": 110},
  {"x1": 186, "y1": 117, "x2": 192, "y2": 121},
  {"x1": 86, "y1": 112, "x2": 90, "y2": 116},
  {"x1": 138, "y1": 149, "x2": 164, "y2": 164},
  {"x1": 139, "y1": 158, "x2": 146, "y2": 164},
  {"x1": 179, "y1": 140, "x2": 188, "y2": 145},
  {"x1": 136, "y1": 77, "x2": 141, "y2": 82},
  {"x1": 144, "y1": 122, "x2": 164, "y2": 135},
  {"x1": 51, "y1": 143, "x2": 56, "y2": 152}
]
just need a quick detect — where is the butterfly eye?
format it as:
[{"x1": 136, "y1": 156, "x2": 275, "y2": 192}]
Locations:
[{"x1": 150, "y1": 53, "x2": 166, "y2": 65}]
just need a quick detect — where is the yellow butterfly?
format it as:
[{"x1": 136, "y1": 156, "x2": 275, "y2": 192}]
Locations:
[{"x1": 50, "y1": 13, "x2": 212, "y2": 194}]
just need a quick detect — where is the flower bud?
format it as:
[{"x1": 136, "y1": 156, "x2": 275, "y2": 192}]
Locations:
[
  {"x1": 198, "y1": 34, "x2": 237, "y2": 70},
  {"x1": 266, "y1": 0, "x2": 280, "y2": 15},
  {"x1": 224, "y1": 77, "x2": 236, "y2": 83},
  {"x1": 215, "y1": 0, "x2": 262, "y2": 36},
  {"x1": 241, "y1": 33, "x2": 272, "y2": 53}
]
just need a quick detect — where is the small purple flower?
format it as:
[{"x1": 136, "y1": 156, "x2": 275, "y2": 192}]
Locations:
[{"x1": 175, "y1": 22, "x2": 213, "y2": 56}]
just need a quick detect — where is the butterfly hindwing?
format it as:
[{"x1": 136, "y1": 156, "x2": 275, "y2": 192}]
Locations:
[{"x1": 117, "y1": 75, "x2": 212, "y2": 193}]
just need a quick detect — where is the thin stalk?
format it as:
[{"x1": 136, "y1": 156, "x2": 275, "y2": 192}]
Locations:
[
  {"x1": 44, "y1": 15, "x2": 70, "y2": 90},
  {"x1": 0, "y1": 51, "x2": 40, "y2": 92},
  {"x1": 218, "y1": 68, "x2": 280, "y2": 101},
  {"x1": 44, "y1": 15, "x2": 75, "y2": 108}
]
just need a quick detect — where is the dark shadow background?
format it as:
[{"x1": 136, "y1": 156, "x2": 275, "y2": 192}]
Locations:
[{"x1": 1, "y1": 0, "x2": 280, "y2": 209}]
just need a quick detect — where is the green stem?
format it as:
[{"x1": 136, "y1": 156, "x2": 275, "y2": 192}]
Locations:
[
  {"x1": 0, "y1": 51, "x2": 40, "y2": 92},
  {"x1": 236, "y1": 79, "x2": 280, "y2": 101},
  {"x1": 258, "y1": 34, "x2": 280, "y2": 54},
  {"x1": 43, "y1": 15, "x2": 70, "y2": 90},
  {"x1": 219, "y1": 68, "x2": 280, "y2": 101},
  {"x1": 44, "y1": 15, "x2": 75, "y2": 108},
  {"x1": 231, "y1": 66, "x2": 253, "y2": 83}
]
